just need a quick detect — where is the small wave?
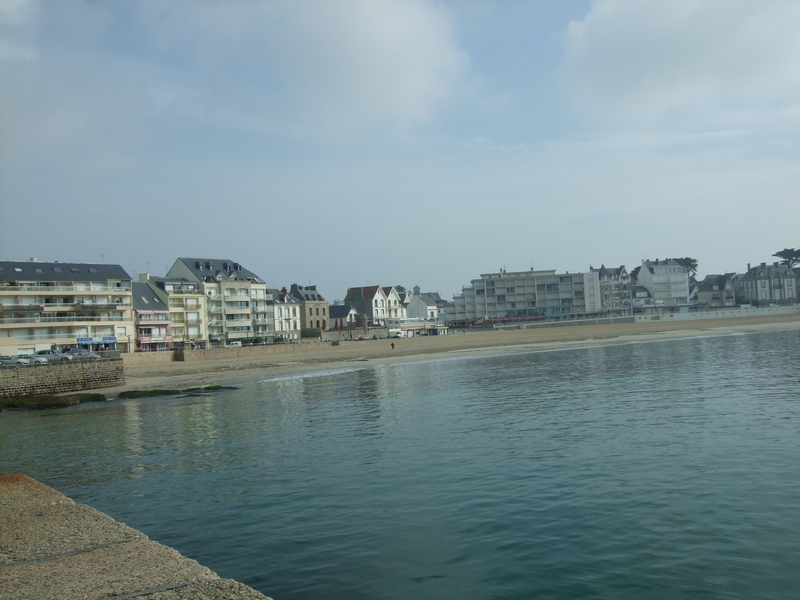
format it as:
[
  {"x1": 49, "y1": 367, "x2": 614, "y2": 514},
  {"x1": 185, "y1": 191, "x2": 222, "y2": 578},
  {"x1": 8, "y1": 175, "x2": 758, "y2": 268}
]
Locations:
[{"x1": 249, "y1": 367, "x2": 369, "y2": 384}]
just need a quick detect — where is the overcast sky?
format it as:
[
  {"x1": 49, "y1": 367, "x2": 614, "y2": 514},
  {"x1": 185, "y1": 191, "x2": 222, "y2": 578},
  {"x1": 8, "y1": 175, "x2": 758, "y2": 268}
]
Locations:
[{"x1": 2, "y1": 1, "x2": 799, "y2": 300}]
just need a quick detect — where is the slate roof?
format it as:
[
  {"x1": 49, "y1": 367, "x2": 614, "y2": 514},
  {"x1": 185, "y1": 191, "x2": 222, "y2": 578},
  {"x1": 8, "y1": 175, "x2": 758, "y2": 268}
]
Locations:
[
  {"x1": 174, "y1": 258, "x2": 264, "y2": 284},
  {"x1": 132, "y1": 282, "x2": 169, "y2": 311},
  {"x1": 345, "y1": 285, "x2": 381, "y2": 302},
  {"x1": 290, "y1": 284, "x2": 326, "y2": 302},
  {"x1": 697, "y1": 273, "x2": 735, "y2": 293},
  {"x1": 0, "y1": 261, "x2": 132, "y2": 283},
  {"x1": 330, "y1": 304, "x2": 357, "y2": 319}
]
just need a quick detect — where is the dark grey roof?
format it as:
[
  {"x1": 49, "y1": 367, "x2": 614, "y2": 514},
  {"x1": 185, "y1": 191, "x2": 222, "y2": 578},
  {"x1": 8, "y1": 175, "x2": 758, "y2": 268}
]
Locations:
[
  {"x1": 132, "y1": 282, "x2": 169, "y2": 311},
  {"x1": 0, "y1": 261, "x2": 132, "y2": 283},
  {"x1": 697, "y1": 273, "x2": 735, "y2": 293},
  {"x1": 290, "y1": 283, "x2": 326, "y2": 302},
  {"x1": 330, "y1": 304, "x2": 357, "y2": 319},
  {"x1": 744, "y1": 262, "x2": 798, "y2": 279},
  {"x1": 175, "y1": 257, "x2": 264, "y2": 283}
]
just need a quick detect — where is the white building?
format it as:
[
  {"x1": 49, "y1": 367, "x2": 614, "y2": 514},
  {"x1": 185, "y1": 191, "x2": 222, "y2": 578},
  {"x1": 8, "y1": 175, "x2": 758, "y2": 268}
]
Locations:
[
  {"x1": 635, "y1": 259, "x2": 690, "y2": 307},
  {"x1": 451, "y1": 268, "x2": 601, "y2": 325}
]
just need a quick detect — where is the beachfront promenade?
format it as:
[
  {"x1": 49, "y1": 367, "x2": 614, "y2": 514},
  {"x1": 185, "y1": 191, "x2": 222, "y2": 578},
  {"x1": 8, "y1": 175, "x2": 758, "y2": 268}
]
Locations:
[{"x1": 0, "y1": 475, "x2": 271, "y2": 600}]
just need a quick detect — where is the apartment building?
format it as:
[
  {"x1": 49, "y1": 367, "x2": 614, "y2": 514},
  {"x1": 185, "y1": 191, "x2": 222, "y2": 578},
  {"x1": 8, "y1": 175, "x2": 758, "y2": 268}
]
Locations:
[
  {"x1": 290, "y1": 284, "x2": 329, "y2": 331},
  {"x1": 166, "y1": 258, "x2": 272, "y2": 345},
  {"x1": 143, "y1": 274, "x2": 209, "y2": 349},
  {"x1": 451, "y1": 267, "x2": 601, "y2": 325},
  {"x1": 132, "y1": 281, "x2": 172, "y2": 352},
  {"x1": 635, "y1": 259, "x2": 691, "y2": 307},
  {"x1": 0, "y1": 260, "x2": 135, "y2": 354}
]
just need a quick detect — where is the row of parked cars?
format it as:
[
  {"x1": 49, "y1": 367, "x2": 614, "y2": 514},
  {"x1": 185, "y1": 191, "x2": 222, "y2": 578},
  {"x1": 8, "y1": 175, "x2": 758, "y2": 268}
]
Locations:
[{"x1": 0, "y1": 349, "x2": 102, "y2": 366}]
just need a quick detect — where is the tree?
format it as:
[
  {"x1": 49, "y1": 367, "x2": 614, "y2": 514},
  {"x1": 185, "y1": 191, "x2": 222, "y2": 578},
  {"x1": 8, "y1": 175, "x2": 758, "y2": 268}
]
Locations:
[
  {"x1": 674, "y1": 257, "x2": 699, "y2": 283},
  {"x1": 773, "y1": 248, "x2": 800, "y2": 268}
]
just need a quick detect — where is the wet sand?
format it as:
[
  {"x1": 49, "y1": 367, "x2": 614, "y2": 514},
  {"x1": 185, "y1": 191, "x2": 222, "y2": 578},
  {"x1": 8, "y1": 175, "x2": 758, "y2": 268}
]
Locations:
[{"x1": 94, "y1": 314, "x2": 800, "y2": 396}]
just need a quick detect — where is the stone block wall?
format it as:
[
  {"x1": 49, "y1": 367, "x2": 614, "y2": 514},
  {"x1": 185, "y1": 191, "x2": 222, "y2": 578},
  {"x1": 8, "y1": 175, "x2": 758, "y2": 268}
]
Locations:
[{"x1": 0, "y1": 360, "x2": 125, "y2": 399}]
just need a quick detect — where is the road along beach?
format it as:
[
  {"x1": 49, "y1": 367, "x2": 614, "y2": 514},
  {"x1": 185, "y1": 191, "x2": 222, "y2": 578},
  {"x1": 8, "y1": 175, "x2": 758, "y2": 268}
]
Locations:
[{"x1": 94, "y1": 314, "x2": 800, "y2": 397}]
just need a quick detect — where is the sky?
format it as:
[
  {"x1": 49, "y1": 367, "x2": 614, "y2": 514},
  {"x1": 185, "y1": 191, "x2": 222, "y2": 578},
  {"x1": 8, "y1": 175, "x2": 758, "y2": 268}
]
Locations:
[{"x1": 2, "y1": 0, "x2": 800, "y2": 301}]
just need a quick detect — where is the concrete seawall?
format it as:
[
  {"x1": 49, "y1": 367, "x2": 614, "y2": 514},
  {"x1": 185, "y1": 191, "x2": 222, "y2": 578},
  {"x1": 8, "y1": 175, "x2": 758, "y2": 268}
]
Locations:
[{"x1": 0, "y1": 475, "x2": 271, "y2": 600}]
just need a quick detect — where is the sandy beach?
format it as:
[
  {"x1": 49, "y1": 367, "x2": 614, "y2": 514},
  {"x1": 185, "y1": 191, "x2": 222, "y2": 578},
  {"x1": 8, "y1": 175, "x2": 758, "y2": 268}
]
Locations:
[{"x1": 91, "y1": 314, "x2": 800, "y2": 397}]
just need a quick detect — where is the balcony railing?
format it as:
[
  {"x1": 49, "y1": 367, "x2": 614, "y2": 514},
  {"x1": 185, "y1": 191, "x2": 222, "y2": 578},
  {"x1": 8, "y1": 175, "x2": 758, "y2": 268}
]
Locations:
[
  {"x1": 0, "y1": 284, "x2": 131, "y2": 292},
  {"x1": 0, "y1": 315, "x2": 129, "y2": 324}
]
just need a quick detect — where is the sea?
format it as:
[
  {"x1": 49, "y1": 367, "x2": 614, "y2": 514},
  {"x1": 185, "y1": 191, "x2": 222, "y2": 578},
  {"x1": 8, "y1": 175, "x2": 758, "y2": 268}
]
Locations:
[{"x1": 2, "y1": 328, "x2": 800, "y2": 600}]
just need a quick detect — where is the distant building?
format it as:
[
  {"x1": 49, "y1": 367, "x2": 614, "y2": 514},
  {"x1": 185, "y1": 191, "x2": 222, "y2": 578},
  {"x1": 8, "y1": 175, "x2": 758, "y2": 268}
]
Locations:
[
  {"x1": 696, "y1": 274, "x2": 737, "y2": 308},
  {"x1": 0, "y1": 260, "x2": 134, "y2": 354},
  {"x1": 330, "y1": 304, "x2": 359, "y2": 330},
  {"x1": 290, "y1": 284, "x2": 329, "y2": 331},
  {"x1": 590, "y1": 265, "x2": 632, "y2": 314},
  {"x1": 451, "y1": 267, "x2": 601, "y2": 325},
  {"x1": 740, "y1": 262, "x2": 798, "y2": 305},
  {"x1": 344, "y1": 286, "x2": 389, "y2": 326},
  {"x1": 166, "y1": 258, "x2": 271, "y2": 345},
  {"x1": 132, "y1": 281, "x2": 172, "y2": 352},
  {"x1": 635, "y1": 259, "x2": 690, "y2": 308},
  {"x1": 269, "y1": 288, "x2": 301, "y2": 341},
  {"x1": 142, "y1": 274, "x2": 209, "y2": 349}
]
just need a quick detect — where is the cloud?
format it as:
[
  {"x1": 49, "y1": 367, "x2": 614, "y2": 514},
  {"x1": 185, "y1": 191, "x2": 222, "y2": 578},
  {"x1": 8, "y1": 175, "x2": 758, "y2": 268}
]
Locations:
[
  {"x1": 140, "y1": 0, "x2": 468, "y2": 139},
  {"x1": 565, "y1": 0, "x2": 800, "y2": 123}
]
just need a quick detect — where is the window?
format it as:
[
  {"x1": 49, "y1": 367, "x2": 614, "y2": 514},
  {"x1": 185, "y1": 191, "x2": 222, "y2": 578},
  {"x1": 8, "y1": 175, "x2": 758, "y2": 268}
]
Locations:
[
  {"x1": 70, "y1": 268, "x2": 80, "y2": 273},
  {"x1": 14, "y1": 267, "x2": 23, "y2": 272},
  {"x1": 88, "y1": 268, "x2": 97, "y2": 274},
  {"x1": 53, "y1": 267, "x2": 62, "y2": 273},
  {"x1": 141, "y1": 296, "x2": 149, "y2": 303},
  {"x1": 316, "y1": 307, "x2": 319, "y2": 315},
  {"x1": 35, "y1": 268, "x2": 43, "y2": 274}
]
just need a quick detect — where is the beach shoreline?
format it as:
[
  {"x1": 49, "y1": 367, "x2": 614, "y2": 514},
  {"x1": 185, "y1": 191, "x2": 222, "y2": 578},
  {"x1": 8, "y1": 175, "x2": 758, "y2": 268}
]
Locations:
[{"x1": 87, "y1": 314, "x2": 800, "y2": 397}]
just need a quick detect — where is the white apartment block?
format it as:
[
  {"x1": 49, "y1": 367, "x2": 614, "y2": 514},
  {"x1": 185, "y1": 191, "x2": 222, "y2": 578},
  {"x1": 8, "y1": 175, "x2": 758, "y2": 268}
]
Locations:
[
  {"x1": 451, "y1": 268, "x2": 601, "y2": 325},
  {"x1": 0, "y1": 261, "x2": 135, "y2": 354}
]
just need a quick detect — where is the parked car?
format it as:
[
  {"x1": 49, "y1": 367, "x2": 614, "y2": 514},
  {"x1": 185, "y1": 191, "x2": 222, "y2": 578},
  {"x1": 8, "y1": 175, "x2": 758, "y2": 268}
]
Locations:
[
  {"x1": 63, "y1": 349, "x2": 101, "y2": 361},
  {"x1": 24, "y1": 355, "x2": 49, "y2": 365},
  {"x1": 0, "y1": 355, "x2": 31, "y2": 366},
  {"x1": 36, "y1": 349, "x2": 72, "y2": 362}
]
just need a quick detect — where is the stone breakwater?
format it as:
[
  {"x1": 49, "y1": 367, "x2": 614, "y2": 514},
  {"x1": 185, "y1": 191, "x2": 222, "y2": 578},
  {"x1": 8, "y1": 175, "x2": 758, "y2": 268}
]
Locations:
[
  {"x1": 0, "y1": 475, "x2": 272, "y2": 600},
  {"x1": 0, "y1": 360, "x2": 125, "y2": 399}
]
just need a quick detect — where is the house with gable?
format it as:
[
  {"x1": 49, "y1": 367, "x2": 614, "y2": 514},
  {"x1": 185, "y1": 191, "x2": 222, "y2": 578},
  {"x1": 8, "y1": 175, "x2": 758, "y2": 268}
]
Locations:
[
  {"x1": 382, "y1": 286, "x2": 407, "y2": 321},
  {"x1": 132, "y1": 281, "x2": 172, "y2": 352},
  {"x1": 590, "y1": 265, "x2": 632, "y2": 314},
  {"x1": 344, "y1": 285, "x2": 388, "y2": 326},
  {"x1": 330, "y1": 304, "x2": 360, "y2": 330},
  {"x1": 696, "y1": 274, "x2": 737, "y2": 308},
  {"x1": 635, "y1": 259, "x2": 691, "y2": 309}
]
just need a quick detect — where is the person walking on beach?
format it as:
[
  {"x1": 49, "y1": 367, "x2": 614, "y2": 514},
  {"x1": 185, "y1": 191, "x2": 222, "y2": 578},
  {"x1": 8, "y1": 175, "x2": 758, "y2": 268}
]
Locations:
[{"x1": 391, "y1": 342, "x2": 395, "y2": 350}]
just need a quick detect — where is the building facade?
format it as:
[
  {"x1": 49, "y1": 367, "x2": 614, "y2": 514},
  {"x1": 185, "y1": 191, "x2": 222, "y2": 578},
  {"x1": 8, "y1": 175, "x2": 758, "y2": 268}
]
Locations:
[
  {"x1": 269, "y1": 289, "x2": 301, "y2": 341},
  {"x1": 132, "y1": 281, "x2": 172, "y2": 352},
  {"x1": 451, "y1": 268, "x2": 601, "y2": 325},
  {"x1": 166, "y1": 258, "x2": 271, "y2": 345},
  {"x1": 635, "y1": 259, "x2": 691, "y2": 307},
  {"x1": 590, "y1": 265, "x2": 632, "y2": 314},
  {"x1": 143, "y1": 274, "x2": 209, "y2": 349},
  {"x1": 0, "y1": 261, "x2": 135, "y2": 354},
  {"x1": 696, "y1": 274, "x2": 737, "y2": 308},
  {"x1": 741, "y1": 263, "x2": 798, "y2": 305},
  {"x1": 290, "y1": 284, "x2": 328, "y2": 331},
  {"x1": 344, "y1": 286, "x2": 389, "y2": 326}
]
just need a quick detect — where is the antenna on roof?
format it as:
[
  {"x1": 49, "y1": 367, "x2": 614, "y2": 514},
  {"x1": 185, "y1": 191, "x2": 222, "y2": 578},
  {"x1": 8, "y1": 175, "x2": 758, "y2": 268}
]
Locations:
[{"x1": 100, "y1": 254, "x2": 105, "y2": 264}]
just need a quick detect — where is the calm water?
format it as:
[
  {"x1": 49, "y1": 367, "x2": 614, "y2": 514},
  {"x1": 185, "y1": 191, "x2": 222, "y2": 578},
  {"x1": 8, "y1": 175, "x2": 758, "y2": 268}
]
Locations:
[{"x1": 2, "y1": 330, "x2": 800, "y2": 599}]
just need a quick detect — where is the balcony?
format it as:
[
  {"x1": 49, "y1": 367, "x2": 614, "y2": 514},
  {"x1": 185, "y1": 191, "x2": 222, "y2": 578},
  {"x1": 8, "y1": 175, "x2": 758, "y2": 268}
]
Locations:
[
  {"x1": 0, "y1": 284, "x2": 131, "y2": 292},
  {"x1": 0, "y1": 315, "x2": 128, "y2": 324}
]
